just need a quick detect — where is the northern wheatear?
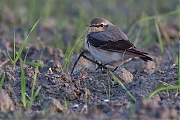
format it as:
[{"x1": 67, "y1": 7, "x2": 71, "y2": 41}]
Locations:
[{"x1": 71, "y1": 17, "x2": 153, "y2": 74}]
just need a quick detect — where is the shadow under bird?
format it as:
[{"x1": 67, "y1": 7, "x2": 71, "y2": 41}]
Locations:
[{"x1": 71, "y1": 17, "x2": 153, "y2": 74}]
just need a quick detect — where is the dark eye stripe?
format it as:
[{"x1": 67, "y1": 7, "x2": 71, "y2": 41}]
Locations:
[{"x1": 95, "y1": 24, "x2": 104, "y2": 27}]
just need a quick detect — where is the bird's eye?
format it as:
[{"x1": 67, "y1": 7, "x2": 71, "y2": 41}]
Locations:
[{"x1": 100, "y1": 24, "x2": 104, "y2": 27}]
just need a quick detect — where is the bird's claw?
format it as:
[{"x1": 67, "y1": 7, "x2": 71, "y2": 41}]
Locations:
[{"x1": 95, "y1": 63, "x2": 107, "y2": 71}]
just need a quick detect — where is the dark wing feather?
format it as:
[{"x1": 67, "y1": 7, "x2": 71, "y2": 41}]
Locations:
[
  {"x1": 99, "y1": 40, "x2": 134, "y2": 52},
  {"x1": 87, "y1": 33, "x2": 134, "y2": 52}
]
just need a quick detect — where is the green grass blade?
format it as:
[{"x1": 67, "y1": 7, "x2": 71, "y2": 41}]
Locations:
[
  {"x1": 29, "y1": 86, "x2": 41, "y2": 106},
  {"x1": 154, "y1": 19, "x2": 164, "y2": 53},
  {"x1": 127, "y1": 21, "x2": 138, "y2": 37},
  {"x1": 139, "y1": 8, "x2": 180, "y2": 22},
  {"x1": 30, "y1": 63, "x2": 39, "y2": 99},
  {"x1": 110, "y1": 71, "x2": 136, "y2": 102},
  {"x1": 146, "y1": 85, "x2": 180, "y2": 99},
  {"x1": 30, "y1": 52, "x2": 43, "y2": 98},
  {"x1": 133, "y1": 27, "x2": 141, "y2": 46},
  {"x1": 5, "y1": 50, "x2": 14, "y2": 64},
  {"x1": 63, "y1": 97, "x2": 68, "y2": 114},
  {"x1": 29, "y1": 52, "x2": 42, "y2": 107},
  {"x1": 24, "y1": 61, "x2": 45, "y2": 67},
  {"x1": 13, "y1": 29, "x2": 16, "y2": 62},
  {"x1": 62, "y1": 42, "x2": 72, "y2": 72},
  {"x1": 20, "y1": 60, "x2": 27, "y2": 108},
  {"x1": 0, "y1": 73, "x2": 5, "y2": 89},
  {"x1": 33, "y1": 86, "x2": 41, "y2": 99},
  {"x1": 127, "y1": 8, "x2": 180, "y2": 37},
  {"x1": 23, "y1": 48, "x2": 29, "y2": 63},
  {"x1": 14, "y1": 18, "x2": 41, "y2": 63}
]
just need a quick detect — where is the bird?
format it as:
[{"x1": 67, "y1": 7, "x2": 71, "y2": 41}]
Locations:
[{"x1": 84, "y1": 17, "x2": 153, "y2": 71}]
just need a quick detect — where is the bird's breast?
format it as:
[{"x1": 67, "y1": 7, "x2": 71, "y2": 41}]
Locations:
[{"x1": 85, "y1": 37, "x2": 122, "y2": 64}]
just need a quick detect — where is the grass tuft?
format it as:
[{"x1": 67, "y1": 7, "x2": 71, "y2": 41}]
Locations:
[
  {"x1": 62, "y1": 27, "x2": 89, "y2": 72},
  {"x1": 19, "y1": 19, "x2": 42, "y2": 108},
  {"x1": 14, "y1": 18, "x2": 41, "y2": 64},
  {"x1": 3, "y1": 18, "x2": 41, "y2": 68},
  {"x1": 20, "y1": 55, "x2": 42, "y2": 109}
]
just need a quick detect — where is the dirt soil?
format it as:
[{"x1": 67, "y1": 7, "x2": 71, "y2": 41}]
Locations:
[{"x1": 0, "y1": 30, "x2": 179, "y2": 119}]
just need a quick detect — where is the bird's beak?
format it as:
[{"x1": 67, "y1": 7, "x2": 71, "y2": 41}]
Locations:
[{"x1": 86, "y1": 24, "x2": 92, "y2": 27}]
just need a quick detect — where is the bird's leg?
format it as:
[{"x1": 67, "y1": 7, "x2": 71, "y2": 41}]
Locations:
[
  {"x1": 81, "y1": 54, "x2": 109, "y2": 71},
  {"x1": 82, "y1": 54, "x2": 99, "y2": 65},
  {"x1": 112, "y1": 66, "x2": 118, "y2": 72},
  {"x1": 95, "y1": 64, "x2": 118, "y2": 72},
  {"x1": 71, "y1": 50, "x2": 113, "y2": 75},
  {"x1": 71, "y1": 51, "x2": 101, "y2": 75},
  {"x1": 71, "y1": 51, "x2": 84, "y2": 75}
]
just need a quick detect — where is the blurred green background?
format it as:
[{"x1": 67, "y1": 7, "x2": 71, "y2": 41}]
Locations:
[{"x1": 0, "y1": 0, "x2": 179, "y2": 53}]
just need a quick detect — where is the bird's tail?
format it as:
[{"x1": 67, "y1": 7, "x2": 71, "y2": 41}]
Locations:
[
  {"x1": 140, "y1": 55, "x2": 153, "y2": 62},
  {"x1": 127, "y1": 49, "x2": 153, "y2": 62}
]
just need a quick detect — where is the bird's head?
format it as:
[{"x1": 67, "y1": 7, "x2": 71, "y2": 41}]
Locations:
[{"x1": 86, "y1": 18, "x2": 113, "y2": 33}]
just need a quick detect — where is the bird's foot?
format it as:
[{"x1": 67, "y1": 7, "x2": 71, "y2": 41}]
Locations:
[{"x1": 95, "y1": 62, "x2": 108, "y2": 71}]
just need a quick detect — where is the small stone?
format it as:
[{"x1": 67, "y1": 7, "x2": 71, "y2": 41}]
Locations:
[
  {"x1": 25, "y1": 67, "x2": 35, "y2": 77},
  {"x1": 103, "y1": 99, "x2": 109, "y2": 102},
  {"x1": 42, "y1": 97, "x2": 64, "y2": 114},
  {"x1": 47, "y1": 60, "x2": 62, "y2": 72},
  {"x1": 64, "y1": 83, "x2": 69, "y2": 87},
  {"x1": 115, "y1": 68, "x2": 133, "y2": 83},
  {"x1": 143, "y1": 61, "x2": 155, "y2": 74},
  {"x1": 0, "y1": 89, "x2": 14, "y2": 113},
  {"x1": 66, "y1": 89, "x2": 78, "y2": 100},
  {"x1": 47, "y1": 68, "x2": 53, "y2": 74},
  {"x1": 60, "y1": 73, "x2": 72, "y2": 82},
  {"x1": 52, "y1": 60, "x2": 61, "y2": 69},
  {"x1": 97, "y1": 102, "x2": 111, "y2": 114},
  {"x1": 73, "y1": 104, "x2": 79, "y2": 108}
]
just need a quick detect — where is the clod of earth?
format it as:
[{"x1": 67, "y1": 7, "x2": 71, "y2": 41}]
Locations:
[
  {"x1": 41, "y1": 97, "x2": 64, "y2": 114},
  {"x1": 115, "y1": 68, "x2": 134, "y2": 83},
  {"x1": 0, "y1": 89, "x2": 14, "y2": 113}
]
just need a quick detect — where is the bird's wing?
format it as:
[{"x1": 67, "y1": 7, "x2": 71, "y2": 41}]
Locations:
[
  {"x1": 87, "y1": 35, "x2": 133, "y2": 51},
  {"x1": 87, "y1": 26, "x2": 135, "y2": 52}
]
